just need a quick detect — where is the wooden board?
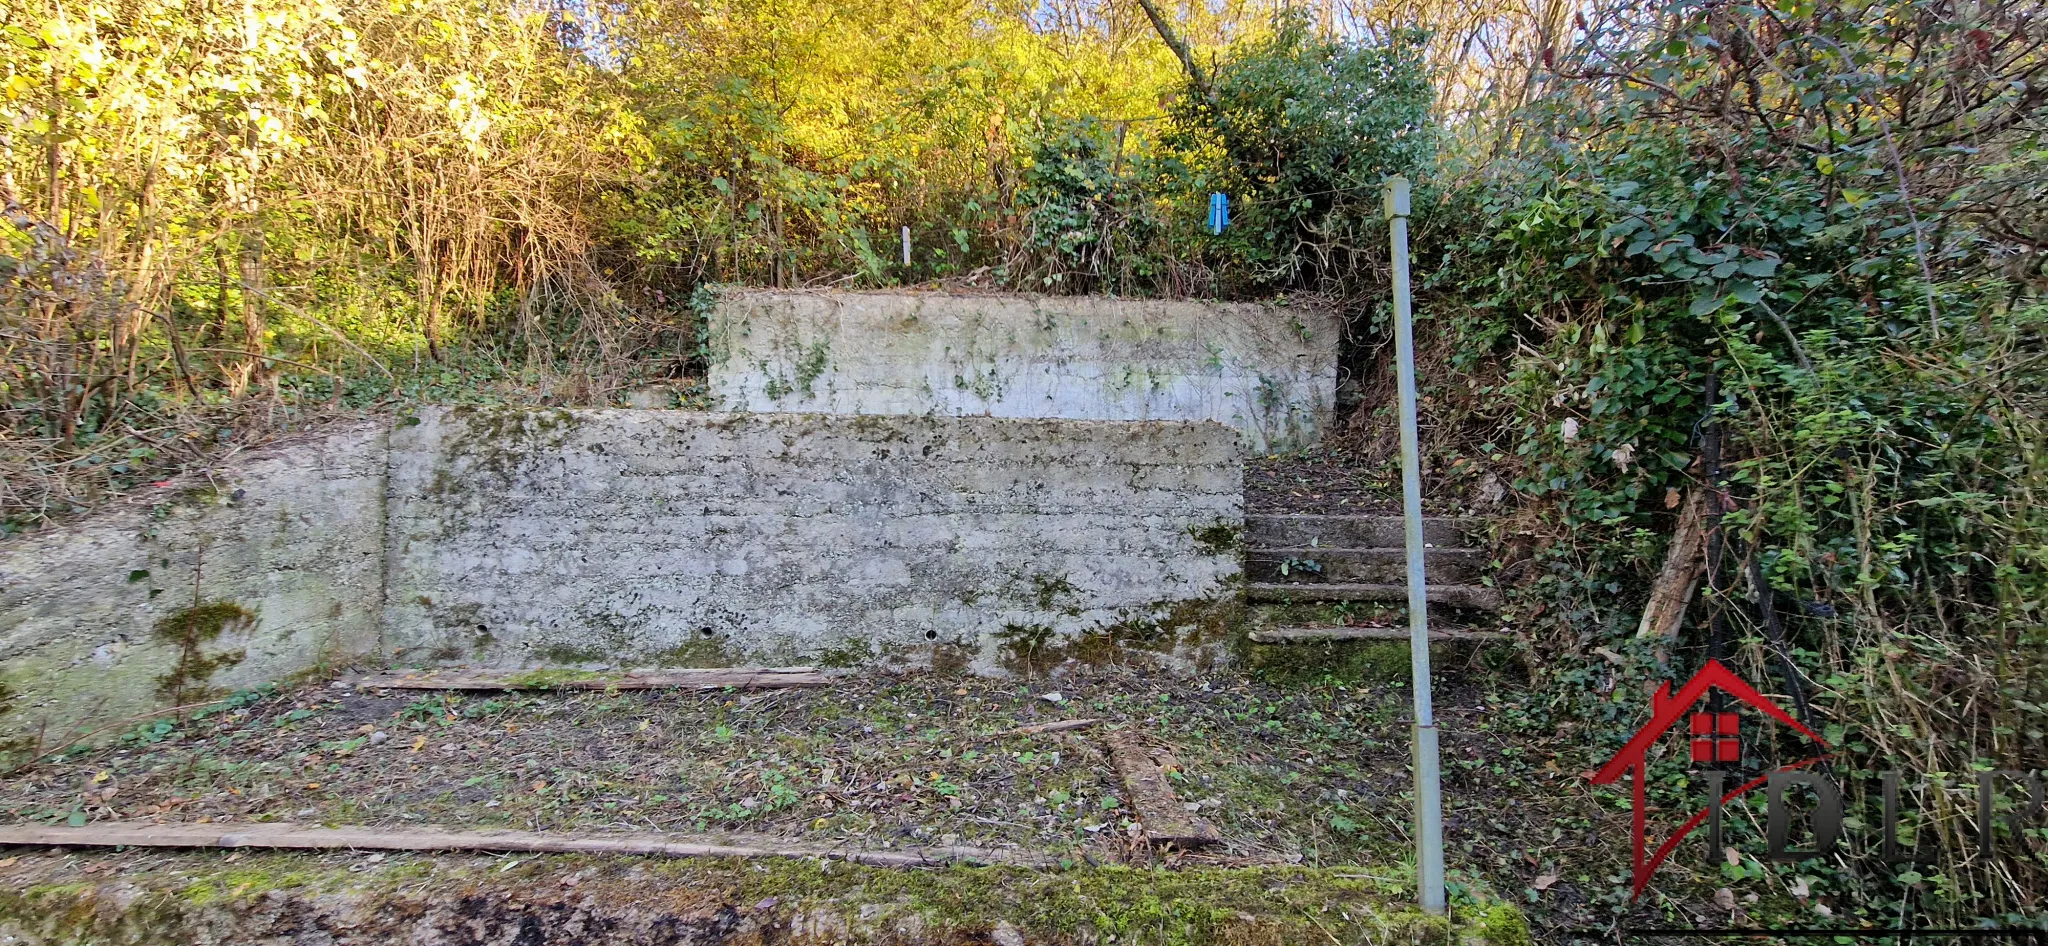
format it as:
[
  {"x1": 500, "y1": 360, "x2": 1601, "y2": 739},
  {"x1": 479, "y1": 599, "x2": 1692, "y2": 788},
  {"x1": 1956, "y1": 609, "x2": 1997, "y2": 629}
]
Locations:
[
  {"x1": 354, "y1": 667, "x2": 829, "y2": 691},
  {"x1": 1102, "y1": 731, "x2": 1220, "y2": 848},
  {"x1": 0, "y1": 821, "x2": 1050, "y2": 869},
  {"x1": 1246, "y1": 626, "x2": 1504, "y2": 644}
]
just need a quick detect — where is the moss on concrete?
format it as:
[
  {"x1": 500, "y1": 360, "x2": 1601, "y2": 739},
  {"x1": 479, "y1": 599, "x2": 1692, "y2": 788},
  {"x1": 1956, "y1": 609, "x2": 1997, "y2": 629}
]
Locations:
[
  {"x1": 995, "y1": 594, "x2": 1243, "y2": 676},
  {"x1": 1187, "y1": 521, "x2": 1242, "y2": 556},
  {"x1": 150, "y1": 601, "x2": 253, "y2": 702}
]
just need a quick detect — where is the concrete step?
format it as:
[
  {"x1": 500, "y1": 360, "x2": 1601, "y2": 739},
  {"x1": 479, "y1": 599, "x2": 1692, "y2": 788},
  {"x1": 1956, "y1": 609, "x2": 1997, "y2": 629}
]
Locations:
[
  {"x1": 1248, "y1": 625, "x2": 1506, "y2": 644},
  {"x1": 1246, "y1": 546, "x2": 1486, "y2": 584},
  {"x1": 1246, "y1": 581, "x2": 1503, "y2": 611},
  {"x1": 1245, "y1": 514, "x2": 1483, "y2": 550}
]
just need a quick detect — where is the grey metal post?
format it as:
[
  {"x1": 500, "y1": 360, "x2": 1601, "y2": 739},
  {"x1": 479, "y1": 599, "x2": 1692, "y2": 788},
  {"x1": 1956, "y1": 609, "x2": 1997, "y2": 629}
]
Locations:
[{"x1": 1385, "y1": 175, "x2": 1447, "y2": 915}]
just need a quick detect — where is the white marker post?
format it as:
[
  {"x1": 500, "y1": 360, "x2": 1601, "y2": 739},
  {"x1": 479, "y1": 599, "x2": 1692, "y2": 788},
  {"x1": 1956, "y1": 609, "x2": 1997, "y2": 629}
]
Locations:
[
  {"x1": 901, "y1": 226, "x2": 912, "y2": 267},
  {"x1": 1386, "y1": 175, "x2": 1446, "y2": 915}
]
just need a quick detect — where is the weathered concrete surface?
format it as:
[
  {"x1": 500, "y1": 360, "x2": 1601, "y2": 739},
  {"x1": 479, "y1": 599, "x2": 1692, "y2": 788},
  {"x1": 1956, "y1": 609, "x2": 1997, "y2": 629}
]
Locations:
[
  {"x1": 0, "y1": 422, "x2": 387, "y2": 743},
  {"x1": 383, "y1": 408, "x2": 1243, "y2": 674},
  {"x1": 707, "y1": 291, "x2": 1342, "y2": 451}
]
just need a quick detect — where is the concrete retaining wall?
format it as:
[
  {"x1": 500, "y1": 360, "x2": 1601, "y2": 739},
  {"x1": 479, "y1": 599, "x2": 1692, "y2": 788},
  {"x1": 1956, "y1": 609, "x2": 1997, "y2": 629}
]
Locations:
[
  {"x1": 0, "y1": 423, "x2": 388, "y2": 743},
  {"x1": 706, "y1": 291, "x2": 1341, "y2": 451},
  {"x1": 0, "y1": 408, "x2": 1243, "y2": 740},
  {"x1": 384, "y1": 408, "x2": 1242, "y2": 674}
]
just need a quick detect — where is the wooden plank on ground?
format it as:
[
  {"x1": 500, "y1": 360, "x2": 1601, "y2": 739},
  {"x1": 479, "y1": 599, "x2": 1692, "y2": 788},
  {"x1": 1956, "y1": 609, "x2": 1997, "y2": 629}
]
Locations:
[
  {"x1": 0, "y1": 821, "x2": 1050, "y2": 869},
  {"x1": 354, "y1": 667, "x2": 829, "y2": 691},
  {"x1": 1247, "y1": 626, "x2": 1505, "y2": 644},
  {"x1": 1102, "y1": 731, "x2": 1219, "y2": 848}
]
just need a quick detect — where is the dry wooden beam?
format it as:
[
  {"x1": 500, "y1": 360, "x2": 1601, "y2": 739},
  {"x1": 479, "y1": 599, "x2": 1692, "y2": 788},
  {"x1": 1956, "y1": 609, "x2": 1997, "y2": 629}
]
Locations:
[
  {"x1": 1247, "y1": 626, "x2": 1505, "y2": 644},
  {"x1": 353, "y1": 667, "x2": 829, "y2": 691},
  {"x1": 1102, "y1": 731, "x2": 1219, "y2": 848},
  {"x1": 0, "y1": 821, "x2": 1051, "y2": 869},
  {"x1": 1638, "y1": 489, "x2": 1707, "y2": 641}
]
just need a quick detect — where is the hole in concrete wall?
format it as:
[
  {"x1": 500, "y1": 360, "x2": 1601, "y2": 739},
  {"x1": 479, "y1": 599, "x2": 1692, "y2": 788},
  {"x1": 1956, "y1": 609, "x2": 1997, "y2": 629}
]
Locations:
[
  {"x1": 475, "y1": 624, "x2": 489, "y2": 635},
  {"x1": 924, "y1": 629, "x2": 939, "y2": 642},
  {"x1": 698, "y1": 627, "x2": 716, "y2": 640}
]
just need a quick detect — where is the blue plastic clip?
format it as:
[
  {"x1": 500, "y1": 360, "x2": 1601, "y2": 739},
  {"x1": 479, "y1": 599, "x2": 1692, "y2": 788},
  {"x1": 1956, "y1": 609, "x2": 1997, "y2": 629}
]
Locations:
[{"x1": 1208, "y1": 192, "x2": 1230, "y2": 234}]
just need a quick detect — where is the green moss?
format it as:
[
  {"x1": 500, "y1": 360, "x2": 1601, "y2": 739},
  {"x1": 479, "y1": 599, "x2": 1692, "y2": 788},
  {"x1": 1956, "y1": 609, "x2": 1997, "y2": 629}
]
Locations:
[
  {"x1": 643, "y1": 636, "x2": 735, "y2": 668},
  {"x1": 996, "y1": 595, "x2": 1243, "y2": 675},
  {"x1": 1471, "y1": 902, "x2": 1532, "y2": 946},
  {"x1": 814, "y1": 640, "x2": 873, "y2": 669},
  {"x1": 994, "y1": 622, "x2": 1058, "y2": 674},
  {"x1": 0, "y1": 854, "x2": 1412, "y2": 946},
  {"x1": 150, "y1": 601, "x2": 253, "y2": 702},
  {"x1": 180, "y1": 866, "x2": 318, "y2": 906},
  {"x1": 1244, "y1": 639, "x2": 1413, "y2": 686},
  {"x1": 503, "y1": 669, "x2": 601, "y2": 689},
  {"x1": 1188, "y1": 522, "x2": 1243, "y2": 556},
  {"x1": 531, "y1": 643, "x2": 606, "y2": 664},
  {"x1": 647, "y1": 858, "x2": 1402, "y2": 946}
]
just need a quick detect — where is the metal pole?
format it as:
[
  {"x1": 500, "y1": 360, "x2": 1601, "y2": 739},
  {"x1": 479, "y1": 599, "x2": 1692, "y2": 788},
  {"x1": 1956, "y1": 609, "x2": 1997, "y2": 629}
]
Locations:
[
  {"x1": 1386, "y1": 175, "x2": 1446, "y2": 915},
  {"x1": 901, "y1": 226, "x2": 912, "y2": 267}
]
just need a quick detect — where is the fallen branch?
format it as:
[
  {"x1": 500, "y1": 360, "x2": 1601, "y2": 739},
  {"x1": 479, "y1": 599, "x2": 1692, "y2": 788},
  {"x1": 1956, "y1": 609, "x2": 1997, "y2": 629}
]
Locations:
[
  {"x1": 1637, "y1": 489, "x2": 1707, "y2": 641},
  {"x1": 990, "y1": 718, "x2": 1102, "y2": 739}
]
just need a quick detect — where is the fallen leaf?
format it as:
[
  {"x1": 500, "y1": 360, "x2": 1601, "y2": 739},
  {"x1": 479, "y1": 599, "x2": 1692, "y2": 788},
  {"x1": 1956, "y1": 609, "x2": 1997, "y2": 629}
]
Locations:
[
  {"x1": 305, "y1": 782, "x2": 321, "y2": 790},
  {"x1": 1534, "y1": 873, "x2": 1559, "y2": 891},
  {"x1": 1714, "y1": 888, "x2": 1737, "y2": 912},
  {"x1": 411, "y1": 735, "x2": 426, "y2": 752},
  {"x1": 91, "y1": 771, "x2": 110, "y2": 784}
]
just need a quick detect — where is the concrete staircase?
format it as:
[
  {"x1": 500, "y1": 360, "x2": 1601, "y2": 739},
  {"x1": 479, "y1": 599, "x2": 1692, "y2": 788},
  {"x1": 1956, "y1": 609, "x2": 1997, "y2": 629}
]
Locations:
[{"x1": 1244, "y1": 514, "x2": 1502, "y2": 613}]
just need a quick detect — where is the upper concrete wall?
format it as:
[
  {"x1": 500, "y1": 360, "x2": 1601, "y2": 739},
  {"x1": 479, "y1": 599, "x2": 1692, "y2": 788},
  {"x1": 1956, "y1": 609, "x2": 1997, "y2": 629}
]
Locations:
[
  {"x1": 0, "y1": 423, "x2": 387, "y2": 742},
  {"x1": 706, "y1": 291, "x2": 1342, "y2": 452},
  {"x1": 384, "y1": 408, "x2": 1243, "y2": 674}
]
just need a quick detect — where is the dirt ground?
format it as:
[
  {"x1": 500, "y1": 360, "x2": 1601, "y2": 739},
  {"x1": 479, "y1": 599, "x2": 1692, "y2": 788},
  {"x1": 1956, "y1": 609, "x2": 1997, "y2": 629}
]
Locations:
[
  {"x1": 1, "y1": 671, "x2": 1510, "y2": 867},
  {"x1": 0, "y1": 665, "x2": 1840, "y2": 943}
]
